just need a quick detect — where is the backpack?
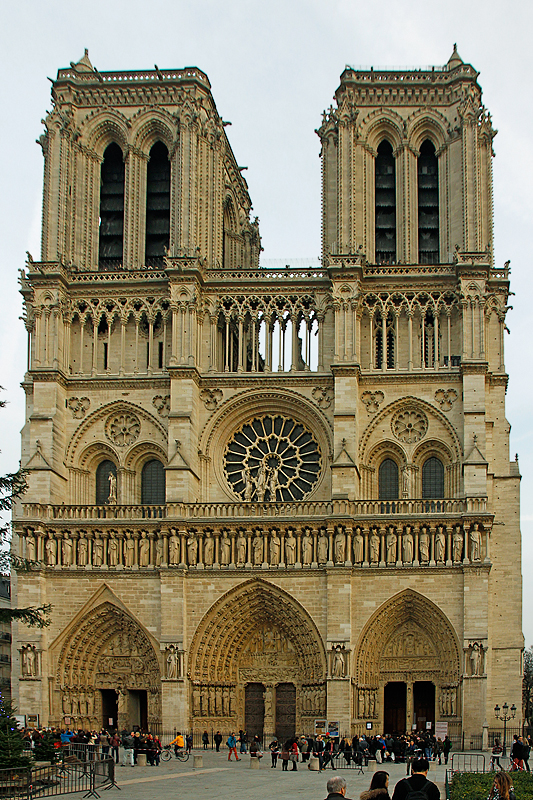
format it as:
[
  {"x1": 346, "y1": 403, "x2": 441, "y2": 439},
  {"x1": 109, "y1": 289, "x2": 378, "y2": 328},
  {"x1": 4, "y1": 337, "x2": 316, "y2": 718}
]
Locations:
[{"x1": 404, "y1": 778, "x2": 431, "y2": 800}]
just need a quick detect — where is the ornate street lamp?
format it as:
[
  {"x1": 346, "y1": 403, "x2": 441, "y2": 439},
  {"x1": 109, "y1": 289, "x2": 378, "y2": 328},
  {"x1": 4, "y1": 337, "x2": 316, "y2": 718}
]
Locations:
[{"x1": 494, "y1": 702, "x2": 517, "y2": 756}]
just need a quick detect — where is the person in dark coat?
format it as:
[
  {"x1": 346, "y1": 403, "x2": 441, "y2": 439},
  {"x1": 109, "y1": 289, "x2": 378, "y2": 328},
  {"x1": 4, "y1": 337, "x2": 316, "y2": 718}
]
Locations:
[
  {"x1": 324, "y1": 775, "x2": 354, "y2": 800},
  {"x1": 360, "y1": 771, "x2": 391, "y2": 800},
  {"x1": 391, "y1": 758, "x2": 440, "y2": 800},
  {"x1": 214, "y1": 731, "x2": 223, "y2": 752}
]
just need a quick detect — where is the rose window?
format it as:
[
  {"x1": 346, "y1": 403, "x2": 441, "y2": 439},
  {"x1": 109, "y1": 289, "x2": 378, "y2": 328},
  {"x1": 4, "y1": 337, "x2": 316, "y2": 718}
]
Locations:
[
  {"x1": 106, "y1": 412, "x2": 141, "y2": 447},
  {"x1": 224, "y1": 415, "x2": 321, "y2": 502},
  {"x1": 391, "y1": 408, "x2": 428, "y2": 444}
]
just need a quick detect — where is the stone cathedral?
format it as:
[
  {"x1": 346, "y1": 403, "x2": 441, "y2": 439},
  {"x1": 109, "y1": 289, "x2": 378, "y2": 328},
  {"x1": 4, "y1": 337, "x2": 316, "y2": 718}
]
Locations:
[{"x1": 12, "y1": 47, "x2": 522, "y2": 743}]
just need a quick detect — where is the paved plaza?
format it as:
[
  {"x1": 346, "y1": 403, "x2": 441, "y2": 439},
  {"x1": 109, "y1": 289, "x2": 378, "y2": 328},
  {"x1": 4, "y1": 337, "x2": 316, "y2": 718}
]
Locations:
[{"x1": 88, "y1": 751, "x2": 450, "y2": 800}]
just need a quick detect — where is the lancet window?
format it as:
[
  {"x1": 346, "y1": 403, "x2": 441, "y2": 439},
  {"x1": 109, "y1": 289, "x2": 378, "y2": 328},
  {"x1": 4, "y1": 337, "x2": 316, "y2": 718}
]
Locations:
[
  {"x1": 418, "y1": 140, "x2": 439, "y2": 264},
  {"x1": 375, "y1": 141, "x2": 396, "y2": 265},
  {"x1": 422, "y1": 457, "x2": 445, "y2": 499},
  {"x1": 98, "y1": 143, "x2": 125, "y2": 271},
  {"x1": 379, "y1": 458, "x2": 399, "y2": 501},
  {"x1": 141, "y1": 460, "x2": 166, "y2": 505},
  {"x1": 145, "y1": 142, "x2": 170, "y2": 268}
]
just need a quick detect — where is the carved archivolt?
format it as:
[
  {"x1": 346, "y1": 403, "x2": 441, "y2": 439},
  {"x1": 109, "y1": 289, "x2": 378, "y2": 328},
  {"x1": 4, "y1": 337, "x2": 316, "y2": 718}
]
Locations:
[
  {"x1": 355, "y1": 589, "x2": 460, "y2": 686},
  {"x1": 188, "y1": 578, "x2": 326, "y2": 684}
]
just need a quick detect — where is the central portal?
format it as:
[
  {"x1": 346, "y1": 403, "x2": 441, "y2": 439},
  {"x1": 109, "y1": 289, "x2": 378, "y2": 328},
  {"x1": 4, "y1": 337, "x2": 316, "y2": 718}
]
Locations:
[
  {"x1": 275, "y1": 683, "x2": 296, "y2": 742},
  {"x1": 414, "y1": 681, "x2": 435, "y2": 732},
  {"x1": 245, "y1": 683, "x2": 265, "y2": 738},
  {"x1": 384, "y1": 681, "x2": 406, "y2": 733}
]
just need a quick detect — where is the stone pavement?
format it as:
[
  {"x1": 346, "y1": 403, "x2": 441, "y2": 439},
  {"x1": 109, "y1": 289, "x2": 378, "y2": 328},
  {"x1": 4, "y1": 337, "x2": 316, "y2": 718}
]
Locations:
[{"x1": 83, "y1": 751, "x2": 452, "y2": 800}]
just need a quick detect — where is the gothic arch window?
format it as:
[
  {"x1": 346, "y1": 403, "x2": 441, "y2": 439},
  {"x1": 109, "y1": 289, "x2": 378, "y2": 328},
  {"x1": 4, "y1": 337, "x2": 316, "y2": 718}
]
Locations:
[
  {"x1": 145, "y1": 142, "x2": 170, "y2": 268},
  {"x1": 376, "y1": 312, "x2": 395, "y2": 369},
  {"x1": 96, "y1": 459, "x2": 117, "y2": 505},
  {"x1": 379, "y1": 458, "x2": 399, "y2": 500},
  {"x1": 418, "y1": 140, "x2": 439, "y2": 264},
  {"x1": 422, "y1": 456, "x2": 444, "y2": 498},
  {"x1": 98, "y1": 143, "x2": 125, "y2": 271},
  {"x1": 141, "y1": 459, "x2": 166, "y2": 505},
  {"x1": 375, "y1": 140, "x2": 396, "y2": 265}
]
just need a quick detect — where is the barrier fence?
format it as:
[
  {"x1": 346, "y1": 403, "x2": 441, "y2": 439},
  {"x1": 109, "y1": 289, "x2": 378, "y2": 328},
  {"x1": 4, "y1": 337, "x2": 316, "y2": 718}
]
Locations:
[{"x1": 0, "y1": 755, "x2": 117, "y2": 800}]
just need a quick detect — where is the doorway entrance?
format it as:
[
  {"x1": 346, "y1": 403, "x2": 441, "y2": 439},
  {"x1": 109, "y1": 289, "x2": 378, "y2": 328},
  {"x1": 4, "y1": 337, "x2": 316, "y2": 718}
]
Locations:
[
  {"x1": 275, "y1": 683, "x2": 296, "y2": 742},
  {"x1": 101, "y1": 689, "x2": 118, "y2": 731},
  {"x1": 128, "y1": 690, "x2": 148, "y2": 730},
  {"x1": 383, "y1": 682, "x2": 406, "y2": 733},
  {"x1": 414, "y1": 681, "x2": 435, "y2": 732},
  {"x1": 245, "y1": 683, "x2": 265, "y2": 739}
]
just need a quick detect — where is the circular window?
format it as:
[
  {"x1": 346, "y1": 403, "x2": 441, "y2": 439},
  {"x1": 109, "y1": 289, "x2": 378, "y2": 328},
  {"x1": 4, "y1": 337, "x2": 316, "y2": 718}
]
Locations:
[{"x1": 224, "y1": 415, "x2": 321, "y2": 502}]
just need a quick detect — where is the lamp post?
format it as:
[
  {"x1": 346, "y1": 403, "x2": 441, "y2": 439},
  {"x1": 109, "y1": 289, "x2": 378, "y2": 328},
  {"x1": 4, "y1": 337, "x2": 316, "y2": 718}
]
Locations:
[{"x1": 494, "y1": 702, "x2": 517, "y2": 756}]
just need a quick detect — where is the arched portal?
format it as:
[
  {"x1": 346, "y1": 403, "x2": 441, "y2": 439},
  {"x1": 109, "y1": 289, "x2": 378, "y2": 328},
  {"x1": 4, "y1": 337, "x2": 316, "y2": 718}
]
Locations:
[
  {"x1": 53, "y1": 601, "x2": 161, "y2": 731},
  {"x1": 188, "y1": 579, "x2": 327, "y2": 738},
  {"x1": 354, "y1": 590, "x2": 461, "y2": 734}
]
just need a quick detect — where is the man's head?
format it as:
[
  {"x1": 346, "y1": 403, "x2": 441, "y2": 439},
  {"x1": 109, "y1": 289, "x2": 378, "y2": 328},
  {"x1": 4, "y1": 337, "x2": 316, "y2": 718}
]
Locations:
[
  {"x1": 411, "y1": 758, "x2": 430, "y2": 775},
  {"x1": 327, "y1": 776, "x2": 347, "y2": 796}
]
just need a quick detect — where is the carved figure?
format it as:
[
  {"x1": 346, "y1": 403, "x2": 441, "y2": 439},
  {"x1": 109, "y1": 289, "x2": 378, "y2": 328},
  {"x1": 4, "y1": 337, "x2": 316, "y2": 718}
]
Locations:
[
  {"x1": 45, "y1": 535, "x2": 57, "y2": 565},
  {"x1": 125, "y1": 536, "x2": 135, "y2": 567},
  {"x1": 243, "y1": 468, "x2": 253, "y2": 502},
  {"x1": 332, "y1": 646, "x2": 345, "y2": 677},
  {"x1": 386, "y1": 527, "x2": 397, "y2": 563},
  {"x1": 334, "y1": 531, "x2": 345, "y2": 563},
  {"x1": 317, "y1": 532, "x2": 328, "y2": 563},
  {"x1": 187, "y1": 534, "x2": 198, "y2": 566},
  {"x1": 453, "y1": 526, "x2": 464, "y2": 562},
  {"x1": 369, "y1": 691, "x2": 375, "y2": 718},
  {"x1": 402, "y1": 465, "x2": 412, "y2": 497},
  {"x1": 353, "y1": 528, "x2": 363, "y2": 563},
  {"x1": 402, "y1": 526, "x2": 413, "y2": 563},
  {"x1": 237, "y1": 532, "x2": 247, "y2": 564},
  {"x1": 370, "y1": 530, "x2": 380, "y2": 563},
  {"x1": 25, "y1": 535, "x2": 36, "y2": 562},
  {"x1": 22, "y1": 645, "x2": 37, "y2": 677},
  {"x1": 139, "y1": 533, "x2": 150, "y2": 567},
  {"x1": 469, "y1": 642, "x2": 484, "y2": 675},
  {"x1": 166, "y1": 647, "x2": 178, "y2": 679},
  {"x1": 169, "y1": 534, "x2": 180, "y2": 565},
  {"x1": 302, "y1": 531, "x2": 313, "y2": 565},
  {"x1": 269, "y1": 532, "x2": 281, "y2": 565},
  {"x1": 268, "y1": 468, "x2": 280, "y2": 502},
  {"x1": 285, "y1": 531, "x2": 296, "y2": 565},
  {"x1": 93, "y1": 538, "x2": 104, "y2": 566},
  {"x1": 155, "y1": 538, "x2": 162, "y2": 566},
  {"x1": 86, "y1": 688, "x2": 94, "y2": 717},
  {"x1": 470, "y1": 523, "x2": 482, "y2": 561},
  {"x1": 435, "y1": 526, "x2": 446, "y2": 563},
  {"x1": 107, "y1": 472, "x2": 117, "y2": 504},
  {"x1": 78, "y1": 537, "x2": 88, "y2": 566},
  {"x1": 419, "y1": 527, "x2": 430, "y2": 562},
  {"x1": 62, "y1": 537, "x2": 72, "y2": 566},
  {"x1": 204, "y1": 534, "x2": 214, "y2": 566},
  {"x1": 220, "y1": 532, "x2": 231, "y2": 565},
  {"x1": 253, "y1": 533, "x2": 263, "y2": 565},
  {"x1": 108, "y1": 537, "x2": 119, "y2": 566},
  {"x1": 62, "y1": 690, "x2": 71, "y2": 715},
  {"x1": 256, "y1": 462, "x2": 268, "y2": 502}
]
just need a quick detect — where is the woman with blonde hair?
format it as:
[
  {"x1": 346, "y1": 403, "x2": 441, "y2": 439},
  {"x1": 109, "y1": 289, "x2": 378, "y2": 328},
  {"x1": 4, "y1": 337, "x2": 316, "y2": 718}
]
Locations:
[{"x1": 488, "y1": 772, "x2": 515, "y2": 800}]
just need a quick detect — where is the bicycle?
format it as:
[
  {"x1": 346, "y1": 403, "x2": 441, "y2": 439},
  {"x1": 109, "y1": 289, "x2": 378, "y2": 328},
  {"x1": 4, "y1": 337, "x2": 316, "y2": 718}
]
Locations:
[{"x1": 161, "y1": 745, "x2": 190, "y2": 763}]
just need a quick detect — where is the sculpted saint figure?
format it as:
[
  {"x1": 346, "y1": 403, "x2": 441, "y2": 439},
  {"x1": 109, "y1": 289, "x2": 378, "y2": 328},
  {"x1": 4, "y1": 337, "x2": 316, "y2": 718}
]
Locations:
[
  {"x1": 253, "y1": 533, "x2": 263, "y2": 565},
  {"x1": 45, "y1": 536, "x2": 57, "y2": 565},
  {"x1": 285, "y1": 531, "x2": 296, "y2": 565},
  {"x1": 125, "y1": 536, "x2": 135, "y2": 567},
  {"x1": 370, "y1": 529, "x2": 380, "y2": 563},
  {"x1": 419, "y1": 527, "x2": 430, "y2": 562},
  {"x1": 78, "y1": 537, "x2": 88, "y2": 566},
  {"x1": 107, "y1": 472, "x2": 117, "y2": 504},
  {"x1": 317, "y1": 532, "x2": 328, "y2": 563},
  {"x1": 402, "y1": 526, "x2": 414, "y2": 563},
  {"x1": 62, "y1": 537, "x2": 72, "y2": 566},
  {"x1": 187, "y1": 534, "x2": 198, "y2": 566},
  {"x1": 166, "y1": 647, "x2": 178, "y2": 679},
  {"x1": 237, "y1": 532, "x2": 247, "y2": 564},
  {"x1": 203, "y1": 534, "x2": 214, "y2": 566},
  {"x1": 220, "y1": 532, "x2": 231, "y2": 565},
  {"x1": 139, "y1": 533, "x2": 150, "y2": 567},
  {"x1": 334, "y1": 531, "x2": 345, "y2": 563},
  {"x1": 353, "y1": 528, "x2": 363, "y2": 563},
  {"x1": 453, "y1": 526, "x2": 464, "y2": 562},
  {"x1": 469, "y1": 642, "x2": 481, "y2": 675},
  {"x1": 269, "y1": 532, "x2": 281, "y2": 566},
  {"x1": 22, "y1": 646, "x2": 36, "y2": 677},
  {"x1": 155, "y1": 538, "x2": 162, "y2": 566},
  {"x1": 268, "y1": 468, "x2": 280, "y2": 502},
  {"x1": 26, "y1": 535, "x2": 36, "y2": 562},
  {"x1": 243, "y1": 468, "x2": 253, "y2": 502},
  {"x1": 386, "y1": 527, "x2": 397, "y2": 564},
  {"x1": 256, "y1": 463, "x2": 267, "y2": 502},
  {"x1": 435, "y1": 526, "x2": 446, "y2": 563},
  {"x1": 469, "y1": 523, "x2": 482, "y2": 561},
  {"x1": 169, "y1": 534, "x2": 180, "y2": 565},
  {"x1": 302, "y1": 531, "x2": 313, "y2": 565},
  {"x1": 108, "y1": 537, "x2": 119, "y2": 567},
  {"x1": 93, "y1": 538, "x2": 104, "y2": 567},
  {"x1": 332, "y1": 646, "x2": 345, "y2": 677}
]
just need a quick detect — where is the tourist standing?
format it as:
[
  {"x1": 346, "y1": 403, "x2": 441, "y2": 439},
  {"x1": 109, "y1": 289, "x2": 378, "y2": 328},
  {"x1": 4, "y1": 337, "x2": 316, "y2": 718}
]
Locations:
[
  {"x1": 227, "y1": 732, "x2": 240, "y2": 761},
  {"x1": 391, "y1": 758, "x2": 440, "y2": 800},
  {"x1": 214, "y1": 731, "x2": 223, "y2": 752}
]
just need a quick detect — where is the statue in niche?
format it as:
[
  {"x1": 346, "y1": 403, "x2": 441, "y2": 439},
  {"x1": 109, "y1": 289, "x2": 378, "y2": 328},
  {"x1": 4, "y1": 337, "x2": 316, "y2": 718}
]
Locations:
[
  {"x1": 269, "y1": 532, "x2": 281, "y2": 565},
  {"x1": 125, "y1": 536, "x2": 135, "y2": 567},
  {"x1": 107, "y1": 472, "x2": 117, "y2": 504},
  {"x1": 87, "y1": 688, "x2": 95, "y2": 717},
  {"x1": 334, "y1": 530, "x2": 345, "y2": 563},
  {"x1": 469, "y1": 642, "x2": 484, "y2": 675},
  {"x1": 370, "y1": 529, "x2": 380, "y2": 563},
  {"x1": 215, "y1": 686, "x2": 222, "y2": 715},
  {"x1": 331, "y1": 645, "x2": 345, "y2": 677},
  {"x1": 450, "y1": 689, "x2": 456, "y2": 715},
  {"x1": 139, "y1": 532, "x2": 150, "y2": 566},
  {"x1": 193, "y1": 686, "x2": 202, "y2": 715},
  {"x1": 187, "y1": 534, "x2": 198, "y2": 566},
  {"x1": 386, "y1": 527, "x2": 397, "y2": 563},
  {"x1": 369, "y1": 691, "x2": 375, "y2": 718},
  {"x1": 62, "y1": 537, "x2": 72, "y2": 566},
  {"x1": 470, "y1": 523, "x2": 482, "y2": 561},
  {"x1": 108, "y1": 537, "x2": 119, "y2": 567},
  {"x1": 155, "y1": 538, "x2": 162, "y2": 566},
  {"x1": 317, "y1": 532, "x2": 328, "y2": 563},
  {"x1": 268, "y1": 468, "x2": 280, "y2": 502},
  {"x1": 237, "y1": 532, "x2": 247, "y2": 564},
  {"x1": 285, "y1": 531, "x2": 296, "y2": 565},
  {"x1": 419, "y1": 527, "x2": 430, "y2": 562},
  {"x1": 453, "y1": 526, "x2": 464, "y2": 562},
  {"x1": 93, "y1": 538, "x2": 104, "y2": 566},
  {"x1": 222, "y1": 686, "x2": 229, "y2": 715},
  {"x1": 22, "y1": 645, "x2": 37, "y2": 677},
  {"x1": 220, "y1": 532, "x2": 231, "y2": 565},
  {"x1": 353, "y1": 528, "x2": 363, "y2": 563},
  {"x1": 26, "y1": 534, "x2": 36, "y2": 562},
  {"x1": 166, "y1": 647, "x2": 178, "y2": 679},
  {"x1": 402, "y1": 526, "x2": 413, "y2": 563},
  {"x1": 45, "y1": 535, "x2": 57, "y2": 565},
  {"x1": 243, "y1": 468, "x2": 254, "y2": 502},
  {"x1": 169, "y1": 534, "x2": 180, "y2": 565},
  {"x1": 435, "y1": 526, "x2": 446, "y2": 563},
  {"x1": 253, "y1": 533, "x2": 263, "y2": 565},
  {"x1": 62, "y1": 689, "x2": 72, "y2": 716},
  {"x1": 204, "y1": 534, "x2": 214, "y2": 566},
  {"x1": 78, "y1": 537, "x2": 88, "y2": 566},
  {"x1": 263, "y1": 687, "x2": 273, "y2": 719},
  {"x1": 402, "y1": 465, "x2": 412, "y2": 497},
  {"x1": 302, "y1": 530, "x2": 313, "y2": 565},
  {"x1": 256, "y1": 463, "x2": 268, "y2": 502}
]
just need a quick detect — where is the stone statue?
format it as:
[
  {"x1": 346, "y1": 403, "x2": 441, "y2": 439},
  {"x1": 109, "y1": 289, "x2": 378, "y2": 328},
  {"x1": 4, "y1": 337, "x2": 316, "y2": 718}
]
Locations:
[
  {"x1": 334, "y1": 531, "x2": 345, "y2": 563},
  {"x1": 78, "y1": 537, "x2": 88, "y2": 566},
  {"x1": 370, "y1": 530, "x2": 380, "y2": 563},
  {"x1": 353, "y1": 528, "x2": 363, "y2": 563},
  {"x1": 187, "y1": 534, "x2": 198, "y2": 566},
  {"x1": 317, "y1": 532, "x2": 328, "y2": 563},
  {"x1": 386, "y1": 527, "x2": 397, "y2": 563},
  {"x1": 155, "y1": 538, "x2": 162, "y2": 566},
  {"x1": 332, "y1": 646, "x2": 345, "y2": 677},
  {"x1": 166, "y1": 647, "x2": 178, "y2": 679},
  {"x1": 402, "y1": 465, "x2": 412, "y2": 497},
  {"x1": 169, "y1": 534, "x2": 180, "y2": 565},
  {"x1": 453, "y1": 526, "x2": 464, "y2": 562},
  {"x1": 93, "y1": 538, "x2": 104, "y2": 566},
  {"x1": 256, "y1": 463, "x2": 268, "y2": 502},
  {"x1": 204, "y1": 534, "x2": 214, "y2": 566},
  {"x1": 268, "y1": 468, "x2": 280, "y2": 502},
  {"x1": 237, "y1": 532, "x2": 247, "y2": 564},
  {"x1": 302, "y1": 531, "x2": 313, "y2": 565},
  {"x1": 220, "y1": 532, "x2": 231, "y2": 565},
  {"x1": 253, "y1": 533, "x2": 263, "y2": 565},
  {"x1": 369, "y1": 692, "x2": 375, "y2": 718},
  {"x1": 107, "y1": 472, "x2": 117, "y2": 504},
  {"x1": 108, "y1": 537, "x2": 119, "y2": 567},
  {"x1": 45, "y1": 535, "x2": 57, "y2": 565},
  {"x1": 402, "y1": 526, "x2": 413, "y2": 563},
  {"x1": 22, "y1": 645, "x2": 37, "y2": 677},
  {"x1": 435, "y1": 526, "x2": 446, "y2": 563},
  {"x1": 62, "y1": 690, "x2": 71, "y2": 715},
  {"x1": 125, "y1": 536, "x2": 135, "y2": 567},
  {"x1": 469, "y1": 642, "x2": 483, "y2": 675},
  {"x1": 470, "y1": 523, "x2": 482, "y2": 561},
  {"x1": 62, "y1": 537, "x2": 72, "y2": 566},
  {"x1": 139, "y1": 533, "x2": 150, "y2": 567},
  {"x1": 419, "y1": 527, "x2": 430, "y2": 562},
  {"x1": 243, "y1": 468, "x2": 254, "y2": 502},
  {"x1": 285, "y1": 531, "x2": 296, "y2": 565},
  {"x1": 215, "y1": 685, "x2": 222, "y2": 715},
  {"x1": 86, "y1": 688, "x2": 94, "y2": 717},
  {"x1": 269, "y1": 532, "x2": 281, "y2": 565},
  {"x1": 25, "y1": 535, "x2": 36, "y2": 562}
]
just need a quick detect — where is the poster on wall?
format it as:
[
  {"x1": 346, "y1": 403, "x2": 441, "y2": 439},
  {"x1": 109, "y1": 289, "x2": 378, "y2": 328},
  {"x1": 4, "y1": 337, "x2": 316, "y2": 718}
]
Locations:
[
  {"x1": 327, "y1": 721, "x2": 340, "y2": 738},
  {"x1": 435, "y1": 722, "x2": 448, "y2": 739},
  {"x1": 315, "y1": 719, "x2": 327, "y2": 736}
]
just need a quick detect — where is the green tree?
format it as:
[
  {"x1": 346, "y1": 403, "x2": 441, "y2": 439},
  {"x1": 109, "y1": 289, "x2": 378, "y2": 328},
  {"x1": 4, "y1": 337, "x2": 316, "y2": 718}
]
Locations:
[
  {"x1": 0, "y1": 697, "x2": 32, "y2": 769},
  {"x1": 523, "y1": 645, "x2": 533, "y2": 726},
  {"x1": 0, "y1": 390, "x2": 51, "y2": 628}
]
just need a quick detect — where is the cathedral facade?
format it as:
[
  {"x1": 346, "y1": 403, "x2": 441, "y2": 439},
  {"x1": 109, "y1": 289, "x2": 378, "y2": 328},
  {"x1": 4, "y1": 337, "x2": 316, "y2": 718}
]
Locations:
[{"x1": 12, "y1": 48, "x2": 522, "y2": 743}]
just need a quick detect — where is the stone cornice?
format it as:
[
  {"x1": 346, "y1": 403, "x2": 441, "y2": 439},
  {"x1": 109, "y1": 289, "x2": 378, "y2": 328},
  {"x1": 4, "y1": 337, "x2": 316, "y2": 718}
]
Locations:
[
  {"x1": 358, "y1": 370, "x2": 462, "y2": 385},
  {"x1": 197, "y1": 372, "x2": 335, "y2": 389}
]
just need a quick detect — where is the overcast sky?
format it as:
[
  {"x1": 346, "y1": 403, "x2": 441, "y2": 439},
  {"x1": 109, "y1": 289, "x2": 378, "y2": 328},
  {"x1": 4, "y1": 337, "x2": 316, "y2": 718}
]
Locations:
[{"x1": 0, "y1": 0, "x2": 531, "y2": 652}]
